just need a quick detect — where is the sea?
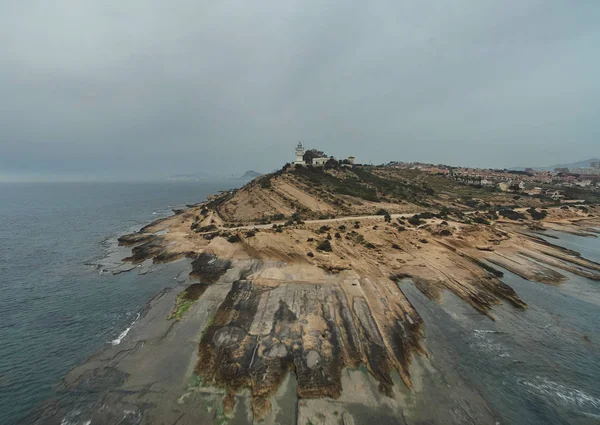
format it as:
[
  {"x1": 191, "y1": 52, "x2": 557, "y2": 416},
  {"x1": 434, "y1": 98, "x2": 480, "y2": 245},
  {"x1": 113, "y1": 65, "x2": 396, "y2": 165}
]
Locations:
[
  {"x1": 0, "y1": 181, "x2": 238, "y2": 425},
  {"x1": 1, "y1": 182, "x2": 599, "y2": 425}
]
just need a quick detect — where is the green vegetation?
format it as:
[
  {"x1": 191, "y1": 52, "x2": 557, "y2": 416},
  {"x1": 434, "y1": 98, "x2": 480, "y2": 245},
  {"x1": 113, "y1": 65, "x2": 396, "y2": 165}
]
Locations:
[
  {"x1": 472, "y1": 215, "x2": 491, "y2": 225},
  {"x1": 292, "y1": 166, "x2": 379, "y2": 202},
  {"x1": 408, "y1": 216, "x2": 423, "y2": 226},
  {"x1": 498, "y1": 207, "x2": 526, "y2": 221},
  {"x1": 353, "y1": 167, "x2": 433, "y2": 202},
  {"x1": 200, "y1": 315, "x2": 216, "y2": 340},
  {"x1": 316, "y1": 239, "x2": 333, "y2": 252},
  {"x1": 227, "y1": 234, "x2": 242, "y2": 243},
  {"x1": 188, "y1": 373, "x2": 206, "y2": 388},
  {"x1": 168, "y1": 283, "x2": 209, "y2": 321},
  {"x1": 170, "y1": 299, "x2": 194, "y2": 321},
  {"x1": 527, "y1": 208, "x2": 548, "y2": 220},
  {"x1": 194, "y1": 224, "x2": 218, "y2": 233}
]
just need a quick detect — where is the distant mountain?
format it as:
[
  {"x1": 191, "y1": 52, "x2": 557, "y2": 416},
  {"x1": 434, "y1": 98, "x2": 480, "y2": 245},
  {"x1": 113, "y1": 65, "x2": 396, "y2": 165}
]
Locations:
[
  {"x1": 168, "y1": 171, "x2": 215, "y2": 181},
  {"x1": 510, "y1": 158, "x2": 600, "y2": 171},
  {"x1": 234, "y1": 170, "x2": 262, "y2": 180},
  {"x1": 544, "y1": 158, "x2": 600, "y2": 171},
  {"x1": 168, "y1": 170, "x2": 262, "y2": 181}
]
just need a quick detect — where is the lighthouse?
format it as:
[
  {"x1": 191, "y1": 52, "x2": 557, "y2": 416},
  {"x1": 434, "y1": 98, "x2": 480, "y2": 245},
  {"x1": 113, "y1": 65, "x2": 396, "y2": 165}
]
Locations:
[{"x1": 294, "y1": 142, "x2": 305, "y2": 165}]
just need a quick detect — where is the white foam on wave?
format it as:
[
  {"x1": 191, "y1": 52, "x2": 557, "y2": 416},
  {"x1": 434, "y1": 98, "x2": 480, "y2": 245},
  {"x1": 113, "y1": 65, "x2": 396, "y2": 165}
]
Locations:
[
  {"x1": 111, "y1": 313, "x2": 140, "y2": 346},
  {"x1": 472, "y1": 329, "x2": 511, "y2": 357},
  {"x1": 520, "y1": 376, "x2": 600, "y2": 409},
  {"x1": 60, "y1": 409, "x2": 91, "y2": 425}
]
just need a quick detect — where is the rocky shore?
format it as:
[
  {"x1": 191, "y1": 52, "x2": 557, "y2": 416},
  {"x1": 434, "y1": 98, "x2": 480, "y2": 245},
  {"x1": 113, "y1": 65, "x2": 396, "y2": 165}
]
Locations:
[{"x1": 26, "y1": 193, "x2": 600, "y2": 425}]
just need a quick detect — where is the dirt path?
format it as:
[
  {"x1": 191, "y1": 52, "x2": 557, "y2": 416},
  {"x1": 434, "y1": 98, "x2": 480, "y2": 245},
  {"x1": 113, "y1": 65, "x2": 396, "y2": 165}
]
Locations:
[{"x1": 222, "y1": 212, "x2": 420, "y2": 231}]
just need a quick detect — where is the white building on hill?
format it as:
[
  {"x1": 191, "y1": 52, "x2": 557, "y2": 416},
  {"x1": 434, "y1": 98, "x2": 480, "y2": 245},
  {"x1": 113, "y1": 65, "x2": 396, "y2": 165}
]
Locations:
[
  {"x1": 294, "y1": 142, "x2": 305, "y2": 165},
  {"x1": 313, "y1": 157, "x2": 330, "y2": 166}
]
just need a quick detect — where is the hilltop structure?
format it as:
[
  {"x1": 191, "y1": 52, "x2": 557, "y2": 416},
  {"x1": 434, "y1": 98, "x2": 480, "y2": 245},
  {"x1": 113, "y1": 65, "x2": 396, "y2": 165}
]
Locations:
[
  {"x1": 294, "y1": 142, "x2": 305, "y2": 165},
  {"x1": 293, "y1": 142, "x2": 355, "y2": 167}
]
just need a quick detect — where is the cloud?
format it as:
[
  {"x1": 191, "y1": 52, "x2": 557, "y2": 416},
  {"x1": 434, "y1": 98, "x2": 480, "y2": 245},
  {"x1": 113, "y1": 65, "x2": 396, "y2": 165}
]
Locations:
[{"x1": 1, "y1": 0, "x2": 599, "y2": 180}]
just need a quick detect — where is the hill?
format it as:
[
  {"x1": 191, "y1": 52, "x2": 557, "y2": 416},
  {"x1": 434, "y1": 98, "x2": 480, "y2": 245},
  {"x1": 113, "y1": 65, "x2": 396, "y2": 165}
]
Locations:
[
  {"x1": 511, "y1": 158, "x2": 600, "y2": 171},
  {"x1": 544, "y1": 158, "x2": 600, "y2": 171},
  {"x1": 114, "y1": 162, "x2": 600, "y2": 422},
  {"x1": 235, "y1": 170, "x2": 262, "y2": 180},
  {"x1": 205, "y1": 163, "x2": 550, "y2": 223}
]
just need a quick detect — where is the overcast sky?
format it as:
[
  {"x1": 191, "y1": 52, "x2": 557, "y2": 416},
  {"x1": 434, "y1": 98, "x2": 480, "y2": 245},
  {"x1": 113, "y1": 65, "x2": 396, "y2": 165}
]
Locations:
[{"x1": 1, "y1": 1, "x2": 599, "y2": 181}]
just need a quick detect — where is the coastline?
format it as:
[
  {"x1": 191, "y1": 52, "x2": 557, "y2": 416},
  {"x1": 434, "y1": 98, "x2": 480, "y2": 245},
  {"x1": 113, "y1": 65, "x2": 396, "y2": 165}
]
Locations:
[{"x1": 23, "y1": 191, "x2": 600, "y2": 424}]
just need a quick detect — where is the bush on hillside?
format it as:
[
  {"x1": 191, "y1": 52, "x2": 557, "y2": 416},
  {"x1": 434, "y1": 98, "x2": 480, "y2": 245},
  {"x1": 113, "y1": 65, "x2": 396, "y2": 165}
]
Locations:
[{"x1": 316, "y1": 240, "x2": 333, "y2": 252}]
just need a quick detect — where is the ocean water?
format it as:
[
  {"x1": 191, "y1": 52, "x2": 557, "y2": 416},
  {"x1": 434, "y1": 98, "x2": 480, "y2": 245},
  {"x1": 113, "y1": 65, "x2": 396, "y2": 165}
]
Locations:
[
  {"x1": 0, "y1": 181, "x2": 237, "y2": 425},
  {"x1": 402, "y1": 231, "x2": 600, "y2": 425}
]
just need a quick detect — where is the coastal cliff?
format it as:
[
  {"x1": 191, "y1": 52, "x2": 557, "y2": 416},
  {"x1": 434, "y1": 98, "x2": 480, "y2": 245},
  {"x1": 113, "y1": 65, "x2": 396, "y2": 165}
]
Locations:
[
  {"x1": 110, "y1": 164, "x2": 600, "y2": 423},
  {"x1": 30, "y1": 164, "x2": 600, "y2": 425}
]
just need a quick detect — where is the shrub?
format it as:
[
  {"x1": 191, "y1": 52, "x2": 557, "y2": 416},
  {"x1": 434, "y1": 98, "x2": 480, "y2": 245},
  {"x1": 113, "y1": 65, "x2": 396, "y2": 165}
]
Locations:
[
  {"x1": 438, "y1": 206, "x2": 450, "y2": 218},
  {"x1": 245, "y1": 230, "x2": 257, "y2": 238},
  {"x1": 259, "y1": 178, "x2": 272, "y2": 189},
  {"x1": 364, "y1": 242, "x2": 376, "y2": 249},
  {"x1": 472, "y1": 216, "x2": 491, "y2": 225},
  {"x1": 227, "y1": 234, "x2": 242, "y2": 243},
  {"x1": 527, "y1": 208, "x2": 548, "y2": 220},
  {"x1": 338, "y1": 225, "x2": 346, "y2": 232},
  {"x1": 307, "y1": 252, "x2": 315, "y2": 257},
  {"x1": 391, "y1": 243, "x2": 401, "y2": 250},
  {"x1": 408, "y1": 216, "x2": 423, "y2": 226},
  {"x1": 335, "y1": 232, "x2": 341, "y2": 239},
  {"x1": 498, "y1": 208, "x2": 526, "y2": 221},
  {"x1": 197, "y1": 224, "x2": 218, "y2": 232},
  {"x1": 316, "y1": 240, "x2": 333, "y2": 252},
  {"x1": 376, "y1": 208, "x2": 389, "y2": 216},
  {"x1": 318, "y1": 225, "x2": 331, "y2": 234}
]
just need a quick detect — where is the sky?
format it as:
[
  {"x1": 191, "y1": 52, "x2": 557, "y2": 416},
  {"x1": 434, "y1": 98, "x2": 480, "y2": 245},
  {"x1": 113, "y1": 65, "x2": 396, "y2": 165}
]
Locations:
[{"x1": 1, "y1": 0, "x2": 599, "y2": 181}]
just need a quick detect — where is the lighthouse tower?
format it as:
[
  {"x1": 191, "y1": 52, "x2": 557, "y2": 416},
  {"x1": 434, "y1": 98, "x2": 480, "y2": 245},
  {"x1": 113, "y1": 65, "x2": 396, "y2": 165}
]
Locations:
[{"x1": 294, "y1": 142, "x2": 305, "y2": 165}]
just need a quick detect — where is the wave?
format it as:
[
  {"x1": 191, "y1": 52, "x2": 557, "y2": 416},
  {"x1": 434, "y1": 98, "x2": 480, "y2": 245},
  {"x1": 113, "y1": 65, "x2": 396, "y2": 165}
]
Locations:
[
  {"x1": 520, "y1": 376, "x2": 600, "y2": 409},
  {"x1": 110, "y1": 313, "x2": 140, "y2": 346}
]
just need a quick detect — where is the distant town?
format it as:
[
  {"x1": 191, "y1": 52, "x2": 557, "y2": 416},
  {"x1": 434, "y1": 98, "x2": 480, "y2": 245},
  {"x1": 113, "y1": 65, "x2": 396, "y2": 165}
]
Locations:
[
  {"x1": 290, "y1": 142, "x2": 599, "y2": 204},
  {"x1": 379, "y1": 160, "x2": 599, "y2": 203}
]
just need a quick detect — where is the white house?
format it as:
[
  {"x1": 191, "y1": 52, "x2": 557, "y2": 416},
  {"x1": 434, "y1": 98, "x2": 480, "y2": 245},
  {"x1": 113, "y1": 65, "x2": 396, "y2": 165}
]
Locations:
[
  {"x1": 575, "y1": 180, "x2": 592, "y2": 187},
  {"x1": 313, "y1": 157, "x2": 330, "y2": 166}
]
